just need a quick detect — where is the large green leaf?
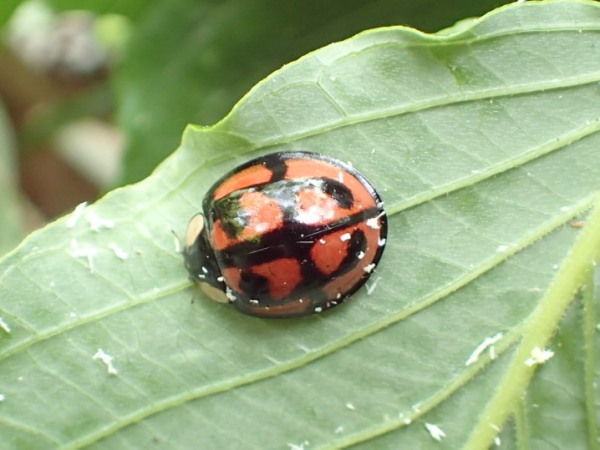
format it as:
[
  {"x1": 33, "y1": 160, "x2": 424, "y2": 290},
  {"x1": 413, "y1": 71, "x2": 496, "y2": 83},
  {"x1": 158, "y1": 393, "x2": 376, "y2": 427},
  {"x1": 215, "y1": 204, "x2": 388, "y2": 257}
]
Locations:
[
  {"x1": 115, "y1": 0, "x2": 512, "y2": 184},
  {"x1": 1, "y1": 1, "x2": 600, "y2": 448},
  {"x1": 0, "y1": 102, "x2": 23, "y2": 256}
]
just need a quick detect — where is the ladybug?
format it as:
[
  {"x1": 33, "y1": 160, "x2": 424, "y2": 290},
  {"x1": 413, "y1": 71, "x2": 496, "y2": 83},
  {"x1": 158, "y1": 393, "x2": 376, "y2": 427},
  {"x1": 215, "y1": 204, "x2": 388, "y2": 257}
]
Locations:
[{"x1": 183, "y1": 151, "x2": 387, "y2": 318}]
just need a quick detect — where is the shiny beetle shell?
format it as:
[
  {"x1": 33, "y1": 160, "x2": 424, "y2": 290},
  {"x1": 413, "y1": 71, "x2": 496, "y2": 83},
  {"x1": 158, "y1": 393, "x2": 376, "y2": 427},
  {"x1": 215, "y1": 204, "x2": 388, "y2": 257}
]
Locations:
[{"x1": 183, "y1": 151, "x2": 387, "y2": 318}]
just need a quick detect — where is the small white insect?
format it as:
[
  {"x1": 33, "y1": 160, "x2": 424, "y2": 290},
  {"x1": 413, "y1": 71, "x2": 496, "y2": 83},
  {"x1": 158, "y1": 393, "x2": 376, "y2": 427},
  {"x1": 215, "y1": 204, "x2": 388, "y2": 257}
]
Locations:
[
  {"x1": 108, "y1": 243, "x2": 128, "y2": 260},
  {"x1": 66, "y1": 201, "x2": 88, "y2": 228},
  {"x1": 225, "y1": 287, "x2": 237, "y2": 302},
  {"x1": 366, "y1": 276, "x2": 382, "y2": 295},
  {"x1": 93, "y1": 348, "x2": 118, "y2": 375},
  {"x1": 465, "y1": 332, "x2": 503, "y2": 366},
  {"x1": 0, "y1": 317, "x2": 11, "y2": 334},
  {"x1": 366, "y1": 218, "x2": 380, "y2": 230},
  {"x1": 86, "y1": 211, "x2": 115, "y2": 232},
  {"x1": 70, "y1": 239, "x2": 96, "y2": 272},
  {"x1": 363, "y1": 263, "x2": 376, "y2": 273},
  {"x1": 524, "y1": 347, "x2": 554, "y2": 366},
  {"x1": 424, "y1": 423, "x2": 446, "y2": 441}
]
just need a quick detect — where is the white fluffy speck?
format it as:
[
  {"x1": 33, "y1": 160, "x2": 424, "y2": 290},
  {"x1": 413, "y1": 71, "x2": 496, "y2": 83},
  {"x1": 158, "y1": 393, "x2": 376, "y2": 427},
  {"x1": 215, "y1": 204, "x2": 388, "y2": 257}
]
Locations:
[
  {"x1": 295, "y1": 188, "x2": 336, "y2": 224},
  {"x1": 366, "y1": 218, "x2": 380, "y2": 230},
  {"x1": 363, "y1": 263, "x2": 376, "y2": 273},
  {"x1": 201, "y1": 266, "x2": 208, "y2": 274},
  {"x1": 314, "y1": 306, "x2": 323, "y2": 313},
  {"x1": 334, "y1": 425, "x2": 344, "y2": 434},
  {"x1": 287, "y1": 441, "x2": 310, "y2": 450},
  {"x1": 217, "y1": 276, "x2": 224, "y2": 282},
  {"x1": 366, "y1": 276, "x2": 382, "y2": 295},
  {"x1": 494, "y1": 436, "x2": 501, "y2": 446},
  {"x1": 249, "y1": 299, "x2": 259, "y2": 305},
  {"x1": 319, "y1": 239, "x2": 326, "y2": 245},
  {"x1": 378, "y1": 237, "x2": 386, "y2": 247},
  {"x1": 66, "y1": 201, "x2": 88, "y2": 228},
  {"x1": 0, "y1": 317, "x2": 11, "y2": 334},
  {"x1": 340, "y1": 233, "x2": 351, "y2": 242},
  {"x1": 356, "y1": 251, "x2": 365, "y2": 260},
  {"x1": 496, "y1": 244, "x2": 510, "y2": 253},
  {"x1": 465, "y1": 332, "x2": 503, "y2": 366},
  {"x1": 108, "y1": 243, "x2": 128, "y2": 260},
  {"x1": 254, "y1": 223, "x2": 269, "y2": 233},
  {"x1": 86, "y1": 211, "x2": 114, "y2": 232},
  {"x1": 424, "y1": 423, "x2": 446, "y2": 441},
  {"x1": 93, "y1": 348, "x2": 118, "y2": 375},
  {"x1": 524, "y1": 347, "x2": 554, "y2": 366},
  {"x1": 70, "y1": 239, "x2": 96, "y2": 272},
  {"x1": 0, "y1": 394, "x2": 5, "y2": 401},
  {"x1": 346, "y1": 402, "x2": 355, "y2": 410},
  {"x1": 225, "y1": 287, "x2": 237, "y2": 302}
]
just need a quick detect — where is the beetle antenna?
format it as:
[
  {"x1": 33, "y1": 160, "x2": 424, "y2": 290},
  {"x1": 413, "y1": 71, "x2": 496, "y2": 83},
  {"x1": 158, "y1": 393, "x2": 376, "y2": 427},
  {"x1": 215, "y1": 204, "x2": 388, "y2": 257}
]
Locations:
[{"x1": 171, "y1": 229, "x2": 183, "y2": 254}]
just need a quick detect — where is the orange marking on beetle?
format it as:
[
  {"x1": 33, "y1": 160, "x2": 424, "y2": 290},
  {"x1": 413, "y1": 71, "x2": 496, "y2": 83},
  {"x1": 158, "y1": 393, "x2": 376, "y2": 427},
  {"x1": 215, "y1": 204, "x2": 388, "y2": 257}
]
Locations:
[
  {"x1": 211, "y1": 220, "x2": 237, "y2": 250},
  {"x1": 286, "y1": 158, "x2": 377, "y2": 212},
  {"x1": 213, "y1": 164, "x2": 272, "y2": 200},
  {"x1": 250, "y1": 258, "x2": 302, "y2": 300},
  {"x1": 296, "y1": 187, "x2": 346, "y2": 225},
  {"x1": 238, "y1": 191, "x2": 284, "y2": 240},
  {"x1": 221, "y1": 267, "x2": 243, "y2": 293},
  {"x1": 310, "y1": 228, "x2": 350, "y2": 275},
  {"x1": 322, "y1": 222, "x2": 381, "y2": 300}
]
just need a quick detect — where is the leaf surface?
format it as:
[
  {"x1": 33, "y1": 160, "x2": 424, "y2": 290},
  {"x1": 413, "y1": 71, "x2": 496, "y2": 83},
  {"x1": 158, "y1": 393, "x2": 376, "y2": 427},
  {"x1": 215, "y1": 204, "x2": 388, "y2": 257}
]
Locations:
[{"x1": 1, "y1": 1, "x2": 600, "y2": 448}]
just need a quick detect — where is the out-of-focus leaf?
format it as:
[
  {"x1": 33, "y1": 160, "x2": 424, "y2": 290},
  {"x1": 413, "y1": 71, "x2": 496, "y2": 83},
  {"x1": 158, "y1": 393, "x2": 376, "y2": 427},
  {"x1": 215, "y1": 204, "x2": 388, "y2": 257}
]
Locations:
[
  {"x1": 0, "y1": 1, "x2": 599, "y2": 448},
  {"x1": 115, "y1": 0, "x2": 511, "y2": 184},
  {"x1": 0, "y1": 102, "x2": 23, "y2": 255},
  {"x1": 0, "y1": 0, "x2": 148, "y2": 28}
]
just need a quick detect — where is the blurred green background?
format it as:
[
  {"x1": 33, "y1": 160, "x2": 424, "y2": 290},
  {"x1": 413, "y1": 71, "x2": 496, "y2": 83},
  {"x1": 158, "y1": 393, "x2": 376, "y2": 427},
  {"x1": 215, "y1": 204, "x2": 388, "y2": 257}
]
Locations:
[{"x1": 0, "y1": 0, "x2": 511, "y2": 255}]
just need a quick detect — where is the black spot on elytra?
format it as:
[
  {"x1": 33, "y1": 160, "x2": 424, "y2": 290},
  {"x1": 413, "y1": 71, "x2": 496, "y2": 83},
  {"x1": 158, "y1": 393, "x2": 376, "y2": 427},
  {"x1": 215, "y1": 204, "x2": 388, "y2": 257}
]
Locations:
[
  {"x1": 320, "y1": 179, "x2": 354, "y2": 209},
  {"x1": 338, "y1": 228, "x2": 367, "y2": 274},
  {"x1": 239, "y1": 270, "x2": 271, "y2": 299},
  {"x1": 261, "y1": 153, "x2": 288, "y2": 182}
]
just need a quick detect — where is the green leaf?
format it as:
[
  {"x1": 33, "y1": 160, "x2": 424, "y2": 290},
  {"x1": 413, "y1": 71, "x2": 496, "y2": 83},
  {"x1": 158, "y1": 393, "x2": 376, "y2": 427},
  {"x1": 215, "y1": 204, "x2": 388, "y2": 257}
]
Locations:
[
  {"x1": 0, "y1": 102, "x2": 23, "y2": 256},
  {"x1": 115, "y1": 0, "x2": 512, "y2": 184},
  {"x1": 1, "y1": 1, "x2": 600, "y2": 448}
]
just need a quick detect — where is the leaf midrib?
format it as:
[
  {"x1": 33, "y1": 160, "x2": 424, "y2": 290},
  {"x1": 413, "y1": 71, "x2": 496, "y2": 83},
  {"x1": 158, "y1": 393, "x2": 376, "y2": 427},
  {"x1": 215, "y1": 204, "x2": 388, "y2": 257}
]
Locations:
[{"x1": 248, "y1": 76, "x2": 600, "y2": 149}]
